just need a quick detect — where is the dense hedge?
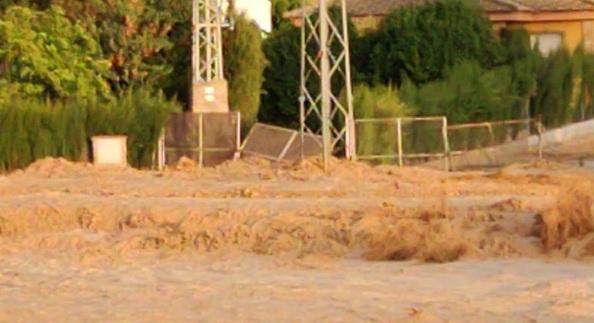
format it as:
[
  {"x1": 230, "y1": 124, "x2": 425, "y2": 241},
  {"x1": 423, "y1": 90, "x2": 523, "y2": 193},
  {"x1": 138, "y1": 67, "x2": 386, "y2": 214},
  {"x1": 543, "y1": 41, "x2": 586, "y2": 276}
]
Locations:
[{"x1": 0, "y1": 89, "x2": 179, "y2": 171}]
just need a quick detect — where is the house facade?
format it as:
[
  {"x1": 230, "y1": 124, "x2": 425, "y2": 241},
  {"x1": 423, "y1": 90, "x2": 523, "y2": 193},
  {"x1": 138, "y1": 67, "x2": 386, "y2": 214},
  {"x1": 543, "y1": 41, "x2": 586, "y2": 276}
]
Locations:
[{"x1": 284, "y1": 0, "x2": 594, "y2": 54}]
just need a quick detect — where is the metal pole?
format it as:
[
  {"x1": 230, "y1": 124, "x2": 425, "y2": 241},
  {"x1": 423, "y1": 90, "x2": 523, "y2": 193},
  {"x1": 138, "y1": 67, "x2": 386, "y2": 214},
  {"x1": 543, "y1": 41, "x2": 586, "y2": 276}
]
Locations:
[
  {"x1": 199, "y1": 113, "x2": 204, "y2": 168},
  {"x1": 299, "y1": 0, "x2": 307, "y2": 163},
  {"x1": 442, "y1": 117, "x2": 450, "y2": 172},
  {"x1": 341, "y1": 0, "x2": 356, "y2": 160},
  {"x1": 319, "y1": 0, "x2": 332, "y2": 172},
  {"x1": 215, "y1": 0, "x2": 224, "y2": 78},
  {"x1": 192, "y1": 0, "x2": 199, "y2": 83},
  {"x1": 205, "y1": 1, "x2": 212, "y2": 80},
  {"x1": 537, "y1": 117, "x2": 544, "y2": 161},
  {"x1": 397, "y1": 118, "x2": 403, "y2": 167}
]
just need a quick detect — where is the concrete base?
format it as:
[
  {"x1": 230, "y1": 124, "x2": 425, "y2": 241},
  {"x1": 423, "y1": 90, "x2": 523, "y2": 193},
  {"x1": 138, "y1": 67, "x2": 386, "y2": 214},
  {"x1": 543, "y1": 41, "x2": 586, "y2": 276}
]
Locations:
[{"x1": 191, "y1": 80, "x2": 229, "y2": 113}]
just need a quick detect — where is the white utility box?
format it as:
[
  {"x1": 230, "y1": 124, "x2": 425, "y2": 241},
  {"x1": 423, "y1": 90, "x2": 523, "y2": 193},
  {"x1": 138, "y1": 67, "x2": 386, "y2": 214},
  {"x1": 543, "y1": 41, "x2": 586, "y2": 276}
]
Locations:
[{"x1": 91, "y1": 135, "x2": 128, "y2": 166}]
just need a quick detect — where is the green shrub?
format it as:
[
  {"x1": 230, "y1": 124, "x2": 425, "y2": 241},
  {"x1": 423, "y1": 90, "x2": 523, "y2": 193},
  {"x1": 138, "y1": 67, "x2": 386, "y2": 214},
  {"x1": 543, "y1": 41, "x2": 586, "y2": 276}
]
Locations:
[
  {"x1": 351, "y1": 84, "x2": 414, "y2": 160},
  {"x1": 532, "y1": 49, "x2": 575, "y2": 128},
  {"x1": 402, "y1": 60, "x2": 516, "y2": 123},
  {"x1": 0, "y1": 98, "x2": 87, "y2": 171},
  {"x1": 0, "y1": 89, "x2": 179, "y2": 172},
  {"x1": 224, "y1": 13, "x2": 267, "y2": 134}
]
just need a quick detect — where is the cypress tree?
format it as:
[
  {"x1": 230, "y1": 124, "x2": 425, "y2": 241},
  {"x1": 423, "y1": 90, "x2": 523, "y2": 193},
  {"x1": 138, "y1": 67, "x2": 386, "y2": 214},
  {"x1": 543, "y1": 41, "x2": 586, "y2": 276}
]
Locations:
[{"x1": 223, "y1": 11, "x2": 267, "y2": 133}]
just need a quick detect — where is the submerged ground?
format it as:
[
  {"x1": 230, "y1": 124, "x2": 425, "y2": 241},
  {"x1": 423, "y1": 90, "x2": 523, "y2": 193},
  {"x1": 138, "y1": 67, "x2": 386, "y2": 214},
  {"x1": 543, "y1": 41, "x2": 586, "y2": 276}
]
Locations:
[{"x1": 0, "y1": 157, "x2": 593, "y2": 322}]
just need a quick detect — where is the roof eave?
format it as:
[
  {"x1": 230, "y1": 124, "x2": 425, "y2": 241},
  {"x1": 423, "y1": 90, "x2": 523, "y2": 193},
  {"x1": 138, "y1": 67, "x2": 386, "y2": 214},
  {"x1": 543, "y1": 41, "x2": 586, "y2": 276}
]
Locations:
[{"x1": 487, "y1": 10, "x2": 594, "y2": 22}]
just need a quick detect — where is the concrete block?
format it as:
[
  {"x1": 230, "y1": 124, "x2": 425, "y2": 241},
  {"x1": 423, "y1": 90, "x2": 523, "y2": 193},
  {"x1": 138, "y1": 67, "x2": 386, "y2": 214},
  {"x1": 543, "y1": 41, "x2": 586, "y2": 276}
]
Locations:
[
  {"x1": 191, "y1": 80, "x2": 229, "y2": 113},
  {"x1": 92, "y1": 136, "x2": 128, "y2": 167}
]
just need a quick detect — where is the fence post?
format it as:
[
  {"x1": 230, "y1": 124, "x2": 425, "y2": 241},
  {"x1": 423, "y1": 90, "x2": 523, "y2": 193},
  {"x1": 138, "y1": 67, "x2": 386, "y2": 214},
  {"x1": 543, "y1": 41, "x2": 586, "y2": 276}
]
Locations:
[
  {"x1": 537, "y1": 115, "x2": 544, "y2": 161},
  {"x1": 156, "y1": 129, "x2": 165, "y2": 171},
  {"x1": 235, "y1": 112, "x2": 241, "y2": 160},
  {"x1": 487, "y1": 123, "x2": 495, "y2": 146},
  {"x1": 442, "y1": 117, "x2": 451, "y2": 172},
  {"x1": 395, "y1": 118, "x2": 403, "y2": 167},
  {"x1": 198, "y1": 113, "x2": 204, "y2": 168}
]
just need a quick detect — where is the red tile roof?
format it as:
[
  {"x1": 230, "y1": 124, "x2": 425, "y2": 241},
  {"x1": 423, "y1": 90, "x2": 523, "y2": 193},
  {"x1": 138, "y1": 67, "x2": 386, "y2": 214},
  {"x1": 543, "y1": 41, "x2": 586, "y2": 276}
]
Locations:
[{"x1": 284, "y1": 0, "x2": 594, "y2": 18}]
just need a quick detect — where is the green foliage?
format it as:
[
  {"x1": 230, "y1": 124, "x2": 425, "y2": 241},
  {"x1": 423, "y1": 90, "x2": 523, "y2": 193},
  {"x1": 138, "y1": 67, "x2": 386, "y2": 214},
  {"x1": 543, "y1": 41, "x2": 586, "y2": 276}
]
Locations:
[
  {"x1": 272, "y1": 0, "x2": 301, "y2": 29},
  {"x1": 0, "y1": 0, "x2": 49, "y2": 11},
  {"x1": 0, "y1": 89, "x2": 179, "y2": 172},
  {"x1": 574, "y1": 47, "x2": 594, "y2": 120},
  {"x1": 353, "y1": 84, "x2": 414, "y2": 119},
  {"x1": 360, "y1": 0, "x2": 504, "y2": 85},
  {"x1": 53, "y1": 0, "x2": 180, "y2": 93},
  {"x1": 500, "y1": 27, "x2": 541, "y2": 120},
  {"x1": 532, "y1": 49, "x2": 575, "y2": 128},
  {"x1": 223, "y1": 13, "x2": 267, "y2": 133},
  {"x1": 402, "y1": 60, "x2": 516, "y2": 124},
  {"x1": 351, "y1": 84, "x2": 414, "y2": 159},
  {"x1": 0, "y1": 5, "x2": 112, "y2": 100},
  {"x1": 87, "y1": 89, "x2": 179, "y2": 168},
  {"x1": 0, "y1": 97, "x2": 87, "y2": 171},
  {"x1": 259, "y1": 23, "x2": 301, "y2": 128}
]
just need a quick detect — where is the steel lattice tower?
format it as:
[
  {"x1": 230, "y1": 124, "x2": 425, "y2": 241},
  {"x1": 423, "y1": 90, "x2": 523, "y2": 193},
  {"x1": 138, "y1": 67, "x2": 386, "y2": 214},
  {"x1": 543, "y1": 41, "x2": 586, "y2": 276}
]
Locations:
[
  {"x1": 300, "y1": 0, "x2": 356, "y2": 171},
  {"x1": 192, "y1": 0, "x2": 228, "y2": 112}
]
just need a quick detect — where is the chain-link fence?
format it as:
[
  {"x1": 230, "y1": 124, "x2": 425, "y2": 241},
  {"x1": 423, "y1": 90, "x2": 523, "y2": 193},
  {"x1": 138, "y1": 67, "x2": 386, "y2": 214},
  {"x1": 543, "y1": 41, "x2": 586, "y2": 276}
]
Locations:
[
  {"x1": 446, "y1": 119, "x2": 543, "y2": 170},
  {"x1": 159, "y1": 112, "x2": 241, "y2": 168},
  {"x1": 355, "y1": 117, "x2": 449, "y2": 169},
  {"x1": 448, "y1": 119, "x2": 537, "y2": 154},
  {"x1": 241, "y1": 123, "x2": 323, "y2": 162},
  {"x1": 355, "y1": 117, "x2": 545, "y2": 170}
]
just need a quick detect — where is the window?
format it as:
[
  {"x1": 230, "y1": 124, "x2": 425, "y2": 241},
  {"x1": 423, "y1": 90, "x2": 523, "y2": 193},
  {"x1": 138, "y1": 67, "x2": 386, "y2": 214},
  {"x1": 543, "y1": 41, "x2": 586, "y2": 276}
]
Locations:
[{"x1": 530, "y1": 33, "x2": 563, "y2": 56}]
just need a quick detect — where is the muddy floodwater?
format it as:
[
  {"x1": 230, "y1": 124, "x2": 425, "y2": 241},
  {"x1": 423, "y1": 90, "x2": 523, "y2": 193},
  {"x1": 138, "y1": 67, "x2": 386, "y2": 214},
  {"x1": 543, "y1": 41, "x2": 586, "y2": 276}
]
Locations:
[{"x1": 1, "y1": 157, "x2": 593, "y2": 321}]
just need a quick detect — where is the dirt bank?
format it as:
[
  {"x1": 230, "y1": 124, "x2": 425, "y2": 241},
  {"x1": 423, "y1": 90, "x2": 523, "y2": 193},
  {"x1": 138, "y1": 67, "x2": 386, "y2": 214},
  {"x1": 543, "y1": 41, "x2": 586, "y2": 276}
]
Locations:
[
  {"x1": 2, "y1": 157, "x2": 594, "y2": 321},
  {"x1": 1, "y1": 157, "x2": 593, "y2": 262}
]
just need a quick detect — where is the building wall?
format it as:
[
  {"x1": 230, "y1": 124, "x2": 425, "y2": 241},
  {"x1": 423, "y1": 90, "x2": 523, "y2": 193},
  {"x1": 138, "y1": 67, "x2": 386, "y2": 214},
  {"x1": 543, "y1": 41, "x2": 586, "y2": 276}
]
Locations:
[{"x1": 506, "y1": 20, "x2": 587, "y2": 52}]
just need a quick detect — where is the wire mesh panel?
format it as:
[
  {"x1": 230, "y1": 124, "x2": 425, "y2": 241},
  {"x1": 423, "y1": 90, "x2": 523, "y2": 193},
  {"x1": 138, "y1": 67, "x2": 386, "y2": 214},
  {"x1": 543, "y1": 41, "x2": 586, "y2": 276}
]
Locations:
[
  {"x1": 284, "y1": 133, "x2": 323, "y2": 161},
  {"x1": 242, "y1": 123, "x2": 322, "y2": 162},
  {"x1": 202, "y1": 112, "x2": 240, "y2": 166},
  {"x1": 446, "y1": 119, "x2": 543, "y2": 170},
  {"x1": 400, "y1": 117, "x2": 448, "y2": 165},
  {"x1": 242, "y1": 124, "x2": 297, "y2": 160},
  {"x1": 448, "y1": 120, "x2": 533, "y2": 153},
  {"x1": 164, "y1": 112, "x2": 201, "y2": 164},
  {"x1": 163, "y1": 112, "x2": 239, "y2": 167},
  {"x1": 354, "y1": 119, "x2": 399, "y2": 163},
  {"x1": 355, "y1": 117, "x2": 448, "y2": 168}
]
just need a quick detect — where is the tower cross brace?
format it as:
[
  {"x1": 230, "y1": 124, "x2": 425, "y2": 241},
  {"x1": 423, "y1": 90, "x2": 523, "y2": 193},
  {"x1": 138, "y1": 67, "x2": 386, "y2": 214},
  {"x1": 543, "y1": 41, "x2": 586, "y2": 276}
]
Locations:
[{"x1": 299, "y1": 0, "x2": 356, "y2": 171}]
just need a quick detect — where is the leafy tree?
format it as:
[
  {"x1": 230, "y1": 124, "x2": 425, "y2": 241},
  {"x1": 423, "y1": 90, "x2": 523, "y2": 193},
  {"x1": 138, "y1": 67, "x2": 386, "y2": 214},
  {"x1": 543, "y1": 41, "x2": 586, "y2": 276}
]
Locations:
[
  {"x1": 0, "y1": 5, "x2": 112, "y2": 100},
  {"x1": 532, "y1": 49, "x2": 575, "y2": 127},
  {"x1": 52, "y1": 0, "x2": 185, "y2": 94},
  {"x1": 402, "y1": 60, "x2": 515, "y2": 124},
  {"x1": 0, "y1": 0, "x2": 49, "y2": 11},
  {"x1": 259, "y1": 23, "x2": 301, "y2": 128},
  {"x1": 500, "y1": 27, "x2": 542, "y2": 121},
  {"x1": 272, "y1": 0, "x2": 301, "y2": 29},
  {"x1": 223, "y1": 12, "x2": 267, "y2": 132},
  {"x1": 362, "y1": 0, "x2": 504, "y2": 85}
]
